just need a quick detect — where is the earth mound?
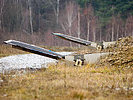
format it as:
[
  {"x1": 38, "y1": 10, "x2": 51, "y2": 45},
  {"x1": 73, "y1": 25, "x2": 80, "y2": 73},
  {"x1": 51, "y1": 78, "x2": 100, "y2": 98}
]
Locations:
[{"x1": 99, "y1": 36, "x2": 133, "y2": 68}]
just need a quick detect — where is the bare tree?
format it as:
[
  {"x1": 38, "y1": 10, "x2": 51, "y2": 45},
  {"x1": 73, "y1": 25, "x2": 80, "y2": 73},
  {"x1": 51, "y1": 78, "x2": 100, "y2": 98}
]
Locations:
[
  {"x1": 28, "y1": 0, "x2": 33, "y2": 34},
  {"x1": 106, "y1": 15, "x2": 124, "y2": 41},
  {"x1": 106, "y1": 16, "x2": 116, "y2": 41},
  {"x1": 116, "y1": 15, "x2": 123, "y2": 39},
  {"x1": 100, "y1": 28, "x2": 102, "y2": 41},
  {"x1": 77, "y1": 6, "x2": 80, "y2": 39},
  {"x1": 125, "y1": 15, "x2": 133, "y2": 36},
  {"x1": 91, "y1": 17, "x2": 98, "y2": 42},
  {"x1": 116, "y1": 21, "x2": 120, "y2": 39},
  {"x1": 56, "y1": 0, "x2": 60, "y2": 25},
  {"x1": 48, "y1": 0, "x2": 60, "y2": 25},
  {"x1": 84, "y1": 4, "x2": 94, "y2": 41},
  {"x1": 59, "y1": 1, "x2": 78, "y2": 47},
  {"x1": 112, "y1": 21, "x2": 114, "y2": 41},
  {"x1": 77, "y1": 6, "x2": 80, "y2": 47},
  {"x1": 0, "y1": 0, "x2": 5, "y2": 30},
  {"x1": 111, "y1": 16, "x2": 116, "y2": 41}
]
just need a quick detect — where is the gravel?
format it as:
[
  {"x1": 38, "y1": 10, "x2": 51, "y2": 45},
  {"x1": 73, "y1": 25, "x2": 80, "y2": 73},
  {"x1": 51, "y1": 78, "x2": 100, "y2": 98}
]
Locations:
[{"x1": 0, "y1": 52, "x2": 72, "y2": 73}]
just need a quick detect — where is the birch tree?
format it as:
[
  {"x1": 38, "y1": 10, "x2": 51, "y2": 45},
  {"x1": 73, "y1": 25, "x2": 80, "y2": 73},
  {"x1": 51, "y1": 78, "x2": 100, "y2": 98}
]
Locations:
[
  {"x1": 116, "y1": 15, "x2": 123, "y2": 39},
  {"x1": 85, "y1": 4, "x2": 94, "y2": 41},
  {"x1": 77, "y1": 6, "x2": 81, "y2": 47},
  {"x1": 59, "y1": 1, "x2": 78, "y2": 47},
  {"x1": 28, "y1": 0, "x2": 33, "y2": 34},
  {"x1": 125, "y1": 15, "x2": 133, "y2": 36},
  {"x1": 111, "y1": 16, "x2": 116, "y2": 41},
  {"x1": 48, "y1": 0, "x2": 60, "y2": 25},
  {"x1": 92, "y1": 17, "x2": 97, "y2": 42}
]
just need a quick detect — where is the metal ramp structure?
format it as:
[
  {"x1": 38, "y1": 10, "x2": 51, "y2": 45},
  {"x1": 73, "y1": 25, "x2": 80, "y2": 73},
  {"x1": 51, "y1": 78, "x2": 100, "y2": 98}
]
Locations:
[
  {"x1": 4, "y1": 40, "x2": 110, "y2": 66},
  {"x1": 4, "y1": 40, "x2": 65, "y2": 60},
  {"x1": 52, "y1": 33, "x2": 91, "y2": 46},
  {"x1": 52, "y1": 33, "x2": 116, "y2": 50}
]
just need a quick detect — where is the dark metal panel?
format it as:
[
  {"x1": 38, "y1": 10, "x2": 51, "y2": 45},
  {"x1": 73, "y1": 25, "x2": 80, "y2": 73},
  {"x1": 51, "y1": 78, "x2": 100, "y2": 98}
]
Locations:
[
  {"x1": 4, "y1": 40, "x2": 65, "y2": 60},
  {"x1": 52, "y1": 33, "x2": 91, "y2": 46}
]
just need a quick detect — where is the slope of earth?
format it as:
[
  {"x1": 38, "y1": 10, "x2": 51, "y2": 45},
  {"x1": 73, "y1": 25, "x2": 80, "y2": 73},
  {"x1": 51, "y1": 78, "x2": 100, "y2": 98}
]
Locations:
[{"x1": 99, "y1": 36, "x2": 133, "y2": 68}]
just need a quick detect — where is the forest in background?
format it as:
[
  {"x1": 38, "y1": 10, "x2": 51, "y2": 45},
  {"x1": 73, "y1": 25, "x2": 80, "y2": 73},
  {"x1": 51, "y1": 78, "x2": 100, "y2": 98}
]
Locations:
[{"x1": 0, "y1": 0, "x2": 133, "y2": 46}]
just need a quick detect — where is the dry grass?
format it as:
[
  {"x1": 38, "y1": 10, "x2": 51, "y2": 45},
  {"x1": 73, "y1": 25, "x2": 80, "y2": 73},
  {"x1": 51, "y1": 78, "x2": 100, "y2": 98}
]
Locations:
[
  {"x1": 0, "y1": 45, "x2": 27, "y2": 58},
  {"x1": 0, "y1": 63, "x2": 133, "y2": 100},
  {"x1": 0, "y1": 43, "x2": 133, "y2": 100},
  {"x1": 0, "y1": 45, "x2": 91, "y2": 58},
  {"x1": 0, "y1": 45, "x2": 77, "y2": 58}
]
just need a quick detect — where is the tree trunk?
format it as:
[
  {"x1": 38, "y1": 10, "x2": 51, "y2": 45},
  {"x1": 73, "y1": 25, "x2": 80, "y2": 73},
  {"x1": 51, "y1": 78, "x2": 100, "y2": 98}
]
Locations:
[
  {"x1": 68, "y1": 27, "x2": 72, "y2": 47},
  {"x1": 0, "y1": 0, "x2": 5, "y2": 30},
  {"x1": 100, "y1": 28, "x2": 102, "y2": 41},
  {"x1": 77, "y1": 7, "x2": 80, "y2": 47},
  {"x1": 87, "y1": 20, "x2": 90, "y2": 41},
  {"x1": 116, "y1": 24, "x2": 119, "y2": 40},
  {"x1": 49, "y1": 0, "x2": 60, "y2": 25},
  {"x1": 93, "y1": 28, "x2": 96, "y2": 42},
  {"x1": 111, "y1": 23, "x2": 114, "y2": 41},
  {"x1": 28, "y1": 0, "x2": 33, "y2": 34},
  {"x1": 56, "y1": 0, "x2": 60, "y2": 25}
]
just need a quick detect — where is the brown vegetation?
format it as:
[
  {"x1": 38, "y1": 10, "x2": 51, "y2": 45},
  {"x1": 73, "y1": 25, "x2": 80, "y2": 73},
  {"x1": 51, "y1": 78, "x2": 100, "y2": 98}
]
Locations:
[
  {"x1": 100, "y1": 36, "x2": 133, "y2": 68},
  {"x1": 0, "y1": 44, "x2": 92, "y2": 58},
  {"x1": 0, "y1": 36, "x2": 132, "y2": 100},
  {"x1": 0, "y1": 63, "x2": 133, "y2": 100},
  {"x1": 0, "y1": 45, "x2": 27, "y2": 58}
]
